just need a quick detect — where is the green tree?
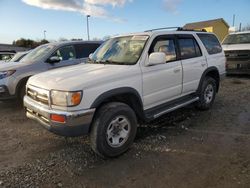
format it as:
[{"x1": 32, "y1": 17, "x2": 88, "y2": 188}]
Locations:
[{"x1": 13, "y1": 38, "x2": 49, "y2": 49}]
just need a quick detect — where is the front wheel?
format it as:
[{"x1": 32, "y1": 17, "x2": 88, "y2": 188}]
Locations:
[
  {"x1": 196, "y1": 77, "x2": 217, "y2": 111},
  {"x1": 90, "y1": 102, "x2": 137, "y2": 158}
]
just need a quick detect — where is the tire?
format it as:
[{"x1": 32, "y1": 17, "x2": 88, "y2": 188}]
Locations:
[
  {"x1": 19, "y1": 84, "x2": 26, "y2": 100},
  {"x1": 90, "y1": 102, "x2": 137, "y2": 158},
  {"x1": 16, "y1": 83, "x2": 26, "y2": 106},
  {"x1": 196, "y1": 77, "x2": 217, "y2": 111}
]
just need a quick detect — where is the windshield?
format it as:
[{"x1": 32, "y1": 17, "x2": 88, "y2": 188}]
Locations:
[
  {"x1": 20, "y1": 44, "x2": 54, "y2": 63},
  {"x1": 10, "y1": 52, "x2": 27, "y2": 62},
  {"x1": 223, "y1": 33, "x2": 250, "y2": 44},
  {"x1": 89, "y1": 35, "x2": 149, "y2": 65}
]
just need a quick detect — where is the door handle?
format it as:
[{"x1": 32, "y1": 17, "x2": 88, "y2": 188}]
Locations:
[
  {"x1": 173, "y1": 68, "x2": 181, "y2": 73},
  {"x1": 201, "y1": 62, "x2": 207, "y2": 67}
]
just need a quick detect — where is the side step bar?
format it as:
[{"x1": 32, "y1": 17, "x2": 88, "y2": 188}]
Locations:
[{"x1": 153, "y1": 97, "x2": 199, "y2": 119}]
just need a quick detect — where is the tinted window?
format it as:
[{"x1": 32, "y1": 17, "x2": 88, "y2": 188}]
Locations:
[
  {"x1": 51, "y1": 45, "x2": 76, "y2": 61},
  {"x1": 151, "y1": 38, "x2": 177, "y2": 62},
  {"x1": 198, "y1": 34, "x2": 222, "y2": 54},
  {"x1": 75, "y1": 43, "x2": 100, "y2": 58},
  {"x1": 178, "y1": 38, "x2": 202, "y2": 59}
]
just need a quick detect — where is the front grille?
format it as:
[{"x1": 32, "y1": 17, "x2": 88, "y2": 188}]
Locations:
[
  {"x1": 27, "y1": 86, "x2": 49, "y2": 105},
  {"x1": 225, "y1": 50, "x2": 250, "y2": 61}
]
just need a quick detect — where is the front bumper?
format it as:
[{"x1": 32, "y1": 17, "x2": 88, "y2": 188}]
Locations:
[
  {"x1": 24, "y1": 95, "x2": 95, "y2": 137},
  {"x1": 226, "y1": 60, "x2": 250, "y2": 75}
]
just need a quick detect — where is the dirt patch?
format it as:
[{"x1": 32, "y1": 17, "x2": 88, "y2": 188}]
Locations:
[{"x1": 0, "y1": 76, "x2": 250, "y2": 188}]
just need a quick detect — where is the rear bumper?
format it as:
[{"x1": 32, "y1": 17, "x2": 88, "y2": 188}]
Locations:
[{"x1": 24, "y1": 96, "x2": 95, "y2": 137}]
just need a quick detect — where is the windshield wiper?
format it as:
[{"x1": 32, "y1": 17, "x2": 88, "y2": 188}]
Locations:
[
  {"x1": 94, "y1": 59, "x2": 116, "y2": 65},
  {"x1": 87, "y1": 58, "x2": 98, "y2": 64}
]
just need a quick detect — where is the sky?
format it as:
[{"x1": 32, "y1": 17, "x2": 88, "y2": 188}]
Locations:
[{"x1": 0, "y1": 0, "x2": 250, "y2": 44}]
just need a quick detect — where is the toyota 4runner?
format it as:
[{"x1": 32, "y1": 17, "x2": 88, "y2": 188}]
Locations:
[{"x1": 24, "y1": 28, "x2": 226, "y2": 158}]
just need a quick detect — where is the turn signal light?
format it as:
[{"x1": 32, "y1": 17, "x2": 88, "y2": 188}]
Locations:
[
  {"x1": 50, "y1": 114, "x2": 66, "y2": 123},
  {"x1": 71, "y1": 92, "x2": 82, "y2": 106}
]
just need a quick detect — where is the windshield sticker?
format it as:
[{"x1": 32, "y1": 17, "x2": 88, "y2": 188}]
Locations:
[{"x1": 131, "y1": 35, "x2": 149, "y2": 41}]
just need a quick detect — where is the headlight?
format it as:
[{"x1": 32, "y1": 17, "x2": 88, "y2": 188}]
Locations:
[
  {"x1": 0, "y1": 70, "x2": 16, "y2": 79},
  {"x1": 51, "y1": 90, "x2": 82, "y2": 107}
]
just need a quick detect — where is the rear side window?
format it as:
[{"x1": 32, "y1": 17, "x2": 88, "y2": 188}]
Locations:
[
  {"x1": 75, "y1": 43, "x2": 101, "y2": 58},
  {"x1": 178, "y1": 38, "x2": 202, "y2": 59},
  {"x1": 198, "y1": 34, "x2": 222, "y2": 55}
]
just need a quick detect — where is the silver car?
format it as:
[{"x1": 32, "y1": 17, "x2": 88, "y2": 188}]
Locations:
[{"x1": 0, "y1": 41, "x2": 102, "y2": 100}]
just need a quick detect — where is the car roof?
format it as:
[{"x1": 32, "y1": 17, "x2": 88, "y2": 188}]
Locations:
[{"x1": 49, "y1": 40, "x2": 103, "y2": 46}]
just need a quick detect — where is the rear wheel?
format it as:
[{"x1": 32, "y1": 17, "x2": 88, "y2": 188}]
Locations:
[
  {"x1": 196, "y1": 77, "x2": 217, "y2": 110},
  {"x1": 90, "y1": 102, "x2": 137, "y2": 158}
]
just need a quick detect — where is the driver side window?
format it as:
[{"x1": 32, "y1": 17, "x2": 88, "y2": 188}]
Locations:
[
  {"x1": 150, "y1": 38, "x2": 177, "y2": 62},
  {"x1": 51, "y1": 45, "x2": 76, "y2": 61}
]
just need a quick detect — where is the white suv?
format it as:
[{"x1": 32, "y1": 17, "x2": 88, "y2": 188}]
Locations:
[{"x1": 24, "y1": 28, "x2": 226, "y2": 158}]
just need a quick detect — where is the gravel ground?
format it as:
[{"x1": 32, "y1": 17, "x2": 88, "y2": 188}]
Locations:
[{"x1": 0, "y1": 76, "x2": 250, "y2": 188}]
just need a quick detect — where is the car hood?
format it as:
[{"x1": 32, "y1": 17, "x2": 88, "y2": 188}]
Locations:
[
  {"x1": 0, "y1": 61, "x2": 26, "y2": 71},
  {"x1": 28, "y1": 63, "x2": 138, "y2": 91},
  {"x1": 222, "y1": 43, "x2": 250, "y2": 51}
]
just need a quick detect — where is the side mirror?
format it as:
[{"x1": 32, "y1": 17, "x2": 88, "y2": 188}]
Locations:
[
  {"x1": 148, "y1": 52, "x2": 166, "y2": 66},
  {"x1": 89, "y1": 53, "x2": 93, "y2": 59},
  {"x1": 47, "y1": 56, "x2": 61, "y2": 64}
]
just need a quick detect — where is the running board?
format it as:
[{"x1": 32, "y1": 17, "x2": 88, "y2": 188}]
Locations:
[{"x1": 153, "y1": 97, "x2": 199, "y2": 119}]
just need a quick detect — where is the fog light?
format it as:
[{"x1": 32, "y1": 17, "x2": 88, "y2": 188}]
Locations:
[{"x1": 50, "y1": 114, "x2": 66, "y2": 123}]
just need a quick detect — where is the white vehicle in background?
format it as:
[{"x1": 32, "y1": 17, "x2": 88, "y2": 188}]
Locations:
[
  {"x1": 24, "y1": 28, "x2": 225, "y2": 158},
  {"x1": 222, "y1": 31, "x2": 250, "y2": 75}
]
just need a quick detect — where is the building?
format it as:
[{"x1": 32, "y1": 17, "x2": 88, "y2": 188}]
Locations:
[
  {"x1": 0, "y1": 43, "x2": 28, "y2": 52},
  {"x1": 183, "y1": 18, "x2": 229, "y2": 41}
]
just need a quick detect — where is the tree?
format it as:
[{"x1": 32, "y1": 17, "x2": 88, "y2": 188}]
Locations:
[
  {"x1": 242, "y1": 24, "x2": 250, "y2": 31},
  {"x1": 13, "y1": 38, "x2": 49, "y2": 49},
  {"x1": 58, "y1": 37, "x2": 68, "y2": 42},
  {"x1": 71, "y1": 38, "x2": 83, "y2": 41}
]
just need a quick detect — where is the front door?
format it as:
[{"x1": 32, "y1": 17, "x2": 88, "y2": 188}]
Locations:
[
  {"x1": 47, "y1": 45, "x2": 81, "y2": 69},
  {"x1": 141, "y1": 35, "x2": 182, "y2": 110}
]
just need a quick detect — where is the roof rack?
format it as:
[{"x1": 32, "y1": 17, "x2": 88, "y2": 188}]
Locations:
[
  {"x1": 145, "y1": 27, "x2": 182, "y2": 32},
  {"x1": 145, "y1": 27, "x2": 207, "y2": 32},
  {"x1": 177, "y1": 28, "x2": 207, "y2": 32}
]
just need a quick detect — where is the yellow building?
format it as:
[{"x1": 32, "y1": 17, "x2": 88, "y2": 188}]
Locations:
[{"x1": 183, "y1": 18, "x2": 229, "y2": 41}]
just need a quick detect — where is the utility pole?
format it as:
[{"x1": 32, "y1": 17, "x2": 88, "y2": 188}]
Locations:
[
  {"x1": 86, "y1": 15, "x2": 90, "y2": 40},
  {"x1": 43, "y1": 30, "x2": 46, "y2": 40},
  {"x1": 232, "y1": 14, "x2": 235, "y2": 27}
]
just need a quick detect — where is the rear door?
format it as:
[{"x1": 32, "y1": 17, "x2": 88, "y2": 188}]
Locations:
[{"x1": 177, "y1": 34, "x2": 207, "y2": 94}]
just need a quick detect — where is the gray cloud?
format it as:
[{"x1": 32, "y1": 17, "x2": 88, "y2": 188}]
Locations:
[{"x1": 22, "y1": 0, "x2": 132, "y2": 20}]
